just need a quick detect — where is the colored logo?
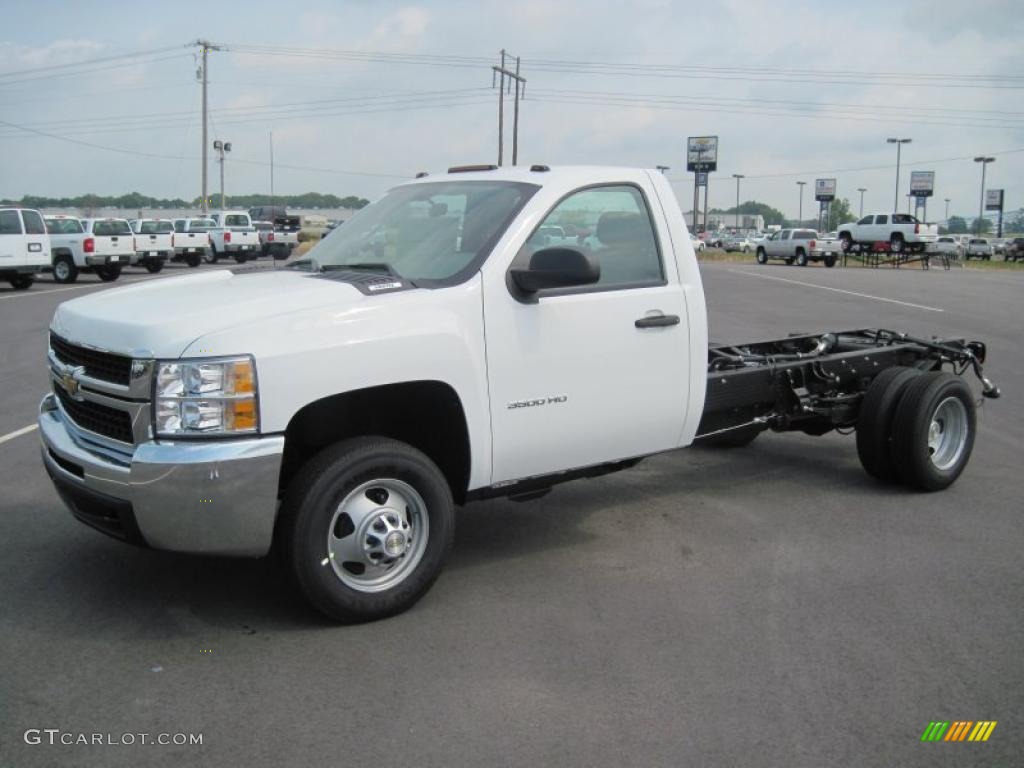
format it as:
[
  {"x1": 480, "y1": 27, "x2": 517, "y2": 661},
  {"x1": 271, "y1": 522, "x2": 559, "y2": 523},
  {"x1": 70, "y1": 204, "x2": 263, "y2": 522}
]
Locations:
[{"x1": 921, "y1": 721, "x2": 997, "y2": 742}]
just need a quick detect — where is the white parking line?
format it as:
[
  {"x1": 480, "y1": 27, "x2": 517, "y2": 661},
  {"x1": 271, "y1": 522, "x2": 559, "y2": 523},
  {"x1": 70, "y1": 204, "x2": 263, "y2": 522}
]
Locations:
[
  {"x1": 726, "y1": 269, "x2": 944, "y2": 312},
  {"x1": 0, "y1": 424, "x2": 37, "y2": 445},
  {"x1": 0, "y1": 271, "x2": 216, "y2": 301}
]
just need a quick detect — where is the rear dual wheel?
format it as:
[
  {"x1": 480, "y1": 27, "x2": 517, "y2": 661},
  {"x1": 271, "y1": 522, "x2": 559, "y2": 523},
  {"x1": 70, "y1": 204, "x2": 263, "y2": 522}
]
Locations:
[{"x1": 857, "y1": 369, "x2": 975, "y2": 490}]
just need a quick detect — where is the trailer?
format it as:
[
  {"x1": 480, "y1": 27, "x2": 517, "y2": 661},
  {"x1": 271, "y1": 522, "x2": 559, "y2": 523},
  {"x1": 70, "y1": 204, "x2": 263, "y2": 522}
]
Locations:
[
  {"x1": 697, "y1": 330, "x2": 999, "y2": 490},
  {"x1": 841, "y1": 240, "x2": 952, "y2": 270}
]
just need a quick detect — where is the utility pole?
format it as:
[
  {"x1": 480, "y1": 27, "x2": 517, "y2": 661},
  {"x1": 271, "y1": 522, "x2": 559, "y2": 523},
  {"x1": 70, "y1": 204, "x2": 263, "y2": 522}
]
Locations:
[
  {"x1": 886, "y1": 137, "x2": 911, "y2": 213},
  {"x1": 732, "y1": 174, "x2": 744, "y2": 229},
  {"x1": 269, "y1": 131, "x2": 274, "y2": 207},
  {"x1": 492, "y1": 50, "x2": 526, "y2": 166},
  {"x1": 944, "y1": 198, "x2": 950, "y2": 223},
  {"x1": 195, "y1": 40, "x2": 221, "y2": 214},
  {"x1": 973, "y1": 156, "x2": 995, "y2": 235},
  {"x1": 796, "y1": 181, "x2": 806, "y2": 225},
  {"x1": 703, "y1": 174, "x2": 709, "y2": 235},
  {"x1": 857, "y1": 188, "x2": 866, "y2": 217}
]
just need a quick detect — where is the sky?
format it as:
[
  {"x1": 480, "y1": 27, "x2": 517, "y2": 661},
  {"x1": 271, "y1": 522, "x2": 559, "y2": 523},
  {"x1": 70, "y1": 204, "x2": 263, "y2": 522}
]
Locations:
[{"x1": 1, "y1": 0, "x2": 1022, "y2": 222}]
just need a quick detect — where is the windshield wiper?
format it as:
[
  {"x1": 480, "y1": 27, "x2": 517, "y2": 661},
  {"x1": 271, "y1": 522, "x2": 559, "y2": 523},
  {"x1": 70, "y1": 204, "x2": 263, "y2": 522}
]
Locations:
[{"x1": 319, "y1": 262, "x2": 417, "y2": 287}]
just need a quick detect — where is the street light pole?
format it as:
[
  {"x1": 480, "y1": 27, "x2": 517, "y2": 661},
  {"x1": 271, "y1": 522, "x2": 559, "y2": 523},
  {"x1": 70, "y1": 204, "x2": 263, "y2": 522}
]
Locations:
[
  {"x1": 213, "y1": 139, "x2": 231, "y2": 209},
  {"x1": 973, "y1": 156, "x2": 995, "y2": 235},
  {"x1": 732, "y1": 173, "x2": 744, "y2": 229},
  {"x1": 796, "y1": 181, "x2": 806, "y2": 224},
  {"x1": 656, "y1": 165, "x2": 670, "y2": 174},
  {"x1": 857, "y1": 188, "x2": 866, "y2": 218},
  {"x1": 944, "y1": 198, "x2": 950, "y2": 223},
  {"x1": 886, "y1": 138, "x2": 912, "y2": 213}
]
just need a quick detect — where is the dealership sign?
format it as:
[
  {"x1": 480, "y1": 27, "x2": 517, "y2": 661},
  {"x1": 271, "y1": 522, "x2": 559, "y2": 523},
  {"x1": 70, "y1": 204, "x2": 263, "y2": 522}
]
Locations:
[
  {"x1": 696, "y1": 172, "x2": 708, "y2": 187},
  {"x1": 910, "y1": 171, "x2": 935, "y2": 197},
  {"x1": 814, "y1": 178, "x2": 836, "y2": 202},
  {"x1": 985, "y1": 189, "x2": 1004, "y2": 210},
  {"x1": 687, "y1": 136, "x2": 718, "y2": 172}
]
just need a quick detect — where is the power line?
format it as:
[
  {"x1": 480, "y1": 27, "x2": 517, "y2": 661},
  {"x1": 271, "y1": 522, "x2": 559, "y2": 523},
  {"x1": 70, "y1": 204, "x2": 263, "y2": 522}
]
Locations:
[
  {"x1": 0, "y1": 52, "x2": 193, "y2": 87},
  {"x1": 0, "y1": 44, "x2": 187, "y2": 78}
]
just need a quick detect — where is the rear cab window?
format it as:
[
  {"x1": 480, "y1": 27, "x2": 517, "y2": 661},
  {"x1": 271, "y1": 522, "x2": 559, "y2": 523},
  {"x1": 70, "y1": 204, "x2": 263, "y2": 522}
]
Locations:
[
  {"x1": 92, "y1": 220, "x2": 132, "y2": 236},
  {"x1": 224, "y1": 214, "x2": 250, "y2": 227}
]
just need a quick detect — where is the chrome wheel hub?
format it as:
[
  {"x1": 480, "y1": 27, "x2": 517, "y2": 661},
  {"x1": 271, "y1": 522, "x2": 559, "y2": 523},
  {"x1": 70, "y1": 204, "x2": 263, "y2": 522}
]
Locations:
[
  {"x1": 325, "y1": 479, "x2": 429, "y2": 593},
  {"x1": 927, "y1": 396, "x2": 968, "y2": 471}
]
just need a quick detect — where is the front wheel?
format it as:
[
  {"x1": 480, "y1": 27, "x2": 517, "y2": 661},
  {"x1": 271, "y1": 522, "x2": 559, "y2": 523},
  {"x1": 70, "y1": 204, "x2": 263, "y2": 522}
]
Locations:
[
  {"x1": 839, "y1": 233, "x2": 853, "y2": 252},
  {"x1": 824, "y1": 256, "x2": 836, "y2": 268},
  {"x1": 890, "y1": 234, "x2": 905, "y2": 254},
  {"x1": 278, "y1": 437, "x2": 455, "y2": 623},
  {"x1": 891, "y1": 372, "x2": 976, "y2": 491},
  {"x1": 206, "y1": 247, "x2": 219, "y2": 264},
  {"x1": 756, "y1": 248, "x2": 767, "y2": 264},
  {"x1": 185, "y1": 254, "x2": 202, "y2": 268},
  {"x1": 144, "y1": 260, "x2": 164, "y2": 274},
  {"x1": 235, "y1": 254, "x2": 249, "y2": 264},
  {"x1": 8, "y1": 274, "x2": 34, "y2": 290}
]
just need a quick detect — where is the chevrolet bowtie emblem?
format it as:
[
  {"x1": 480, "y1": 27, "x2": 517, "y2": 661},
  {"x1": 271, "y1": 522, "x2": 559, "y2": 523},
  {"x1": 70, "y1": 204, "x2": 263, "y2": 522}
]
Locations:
[{"x1": 60, "y1": 365, "x2": 85, "y2": 400}]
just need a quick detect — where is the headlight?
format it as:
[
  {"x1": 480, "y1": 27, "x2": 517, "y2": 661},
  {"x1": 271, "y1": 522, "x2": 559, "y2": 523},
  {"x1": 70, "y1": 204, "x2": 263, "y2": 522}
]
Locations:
[{"x1": 154, "y1": 356, "x2": 258, "y2": 437}]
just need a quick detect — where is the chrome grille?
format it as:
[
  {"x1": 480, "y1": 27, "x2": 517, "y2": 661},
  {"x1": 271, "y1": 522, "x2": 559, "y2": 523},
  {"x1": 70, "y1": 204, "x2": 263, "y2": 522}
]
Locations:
[{"x1": 50, "y1": 333, "x2": 132, "y2": 386}]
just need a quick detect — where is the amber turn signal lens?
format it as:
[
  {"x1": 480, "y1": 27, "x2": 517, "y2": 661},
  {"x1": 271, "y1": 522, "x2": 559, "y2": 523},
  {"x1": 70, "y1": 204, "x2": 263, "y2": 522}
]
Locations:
[
  {"x1": 230, "y1": 361, "x2": 255, "y2": 394},
  {"x1": 225, "y1": 398, "x2": 257, "y2": 431}
]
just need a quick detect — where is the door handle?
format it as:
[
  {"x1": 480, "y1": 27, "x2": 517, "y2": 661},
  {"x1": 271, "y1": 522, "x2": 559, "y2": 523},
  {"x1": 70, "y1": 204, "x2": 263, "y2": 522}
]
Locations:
[{"x1": 635, "y1": 313, "x2": 680, "y2": 328}]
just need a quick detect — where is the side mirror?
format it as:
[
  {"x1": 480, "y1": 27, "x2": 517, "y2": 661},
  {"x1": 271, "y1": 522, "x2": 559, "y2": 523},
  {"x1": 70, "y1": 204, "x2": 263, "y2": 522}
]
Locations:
[{"x1": 510, "y1": 247, "x2": 600, "y2": 294}]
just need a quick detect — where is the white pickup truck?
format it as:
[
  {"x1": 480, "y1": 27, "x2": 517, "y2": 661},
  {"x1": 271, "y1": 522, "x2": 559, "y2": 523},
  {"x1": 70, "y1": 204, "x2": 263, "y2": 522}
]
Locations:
[
  {"x1": 253, "y1": 221, "x2": 299, "y2": 260},
  {"x1": 128, "y1": 219, "x2": 174, "y2": 273},
  {"x1": 0, "y1": 207, "x2": 50, "y2": 290},
  {"x1": 37, "y1": 165, "x2": 999, "y2": 623},
  {"x1": 837, "y1": 213, "x2": 939, "y2": 254},
  {"x1": 171, "y1": 217, "x2": 213, "y2": 267},
  {"x1": 45, "y1": 216, "x2": 132, "y2": 283},
  {"x1": 207, "y1": 210, "x2": 260, "y2": 264}
]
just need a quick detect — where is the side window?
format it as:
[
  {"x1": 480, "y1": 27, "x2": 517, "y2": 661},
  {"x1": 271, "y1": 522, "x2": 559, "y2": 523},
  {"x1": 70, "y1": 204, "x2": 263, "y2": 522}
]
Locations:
[
  {"x1": 875, "y1": 215, "x2": 888, "y2": 225},
  {"x1": 528, "y1": 185, "x2": 662, "y2": 288},
  {"x1": 781, "y1": 231, "x2": 791, "y2": 240},
  {"x1": 857, "y1": 216, "x2": 873, "y2": 225},
  {"x1": 174, "y1": 220, "x2": 185, "y2": 232},
  {"x1": 22, "y1": 210, "x2": 46, "y2": 235},
  {"x1": 0, "y1": 210, "x2": 23, "y2": 235}
]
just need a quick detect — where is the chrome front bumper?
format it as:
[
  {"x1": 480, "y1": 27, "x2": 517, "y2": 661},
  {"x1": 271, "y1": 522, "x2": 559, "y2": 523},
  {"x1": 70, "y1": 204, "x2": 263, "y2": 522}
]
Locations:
[{"x1": 38, "y1": 393, "x2": 284, "y2": 556}]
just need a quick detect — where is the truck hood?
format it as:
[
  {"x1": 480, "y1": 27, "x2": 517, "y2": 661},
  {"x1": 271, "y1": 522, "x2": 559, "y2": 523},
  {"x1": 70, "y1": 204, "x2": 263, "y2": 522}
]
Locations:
[{"x1": 50, "y1": 269, "x2": 365, "y2": 358}]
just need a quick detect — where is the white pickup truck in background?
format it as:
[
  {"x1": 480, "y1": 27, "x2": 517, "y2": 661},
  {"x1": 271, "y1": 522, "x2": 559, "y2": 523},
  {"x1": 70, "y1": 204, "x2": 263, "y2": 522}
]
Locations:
[
  {"x1": 37, "y1": 165, "x2": 999, "y2": 623},
  {"x1": 837, "y1": 213, "x2": 939, "y2": 254},
  {"x1": 208, "y1": 210, "x2": 260, "y2": 264},
  {"x1": 755, "y1": 228, "x2": 836, "y2": 267},
  {"x1": 0, "y1": 207, "x2": 50, "y2": 290},
  {"x1": 44, "y1": 215, "x2": 131, "y2": 283},
  {"x1": 171, "y1": 217, "x2": 213, "y2": 267},
  {"x1": 254, "y1": 221, "x2": 299, "y2": 260},
  {"x1": 128, "y1": 219, "x2": 174, "y2": 273}
]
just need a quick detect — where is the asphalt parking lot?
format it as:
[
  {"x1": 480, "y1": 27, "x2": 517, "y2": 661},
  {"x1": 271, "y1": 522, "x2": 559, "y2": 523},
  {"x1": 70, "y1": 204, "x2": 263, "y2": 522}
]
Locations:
[{"x1": 1, "y1": 260, "x2": 1021, "y2": 767}]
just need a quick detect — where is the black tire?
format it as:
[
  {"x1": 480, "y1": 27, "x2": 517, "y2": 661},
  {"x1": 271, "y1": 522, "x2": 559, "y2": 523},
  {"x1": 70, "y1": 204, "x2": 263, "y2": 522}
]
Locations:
[
  {"x1": 273, "y1": 248, "x2": 291, "y2": 261},
  {"x1": 8, "y1": 274, "x2": 34, "y2": 290},
  {"x1": 839, "y1": 233, "x2": 853, "y2": 252},
  {"x1": 890, "y1": 233, "x2": 905, "y2": 254},
  {"x1": 52, "y1": 254, "x2": 78, "y2": 284},
  {"x1": 756, "y1": 248, "x2": 767, "y2": 264},
  {"x1": 144, "y1": 260, "x2": 164, "y2": 274},
  {"x1": 95, "y1": 264, "x2": 122, "y2": 282},
  {"x1": 891, "y1": 372, "x2": 976, "y2": 491},
  {"x1": 784, "y1": 257, "x2": 794, "y2": 265},
  {"x1": 185, "y1": 254, "x2": 201, "y2": 268},
  {"x1": 795, "y1": 249, "x2": 808, "y2": 267},
  {"x1": 278, "y1": 437, "x2": 455, "y2": 623},
  {"x1": 206, "y1": 246, "x2": 219, "y2": 264},
  {"x1": 235, "y1": 254, "x2": 249, "y2": 264},
  {"x1": 824, "y1": 256, "x2": 836, "y2": 268},
  {"x1": 695, "y1": 426, "x2": 762, "y2": 448},
  {"x1": 856, "y1": 366, "x2": 923, "y2": 483}
]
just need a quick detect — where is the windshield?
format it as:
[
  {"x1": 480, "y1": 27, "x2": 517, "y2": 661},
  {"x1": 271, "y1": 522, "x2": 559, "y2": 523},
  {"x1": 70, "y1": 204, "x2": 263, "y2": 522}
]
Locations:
[
  {"x1": 92, "y1": 220, "x2": 131, "y2": 236},
  {"x1": 139, "y1": 220, "x2": 173, "y2": 234},
  {"x1": 306, "y1": 180, "x2": 538, "y2": 284}
]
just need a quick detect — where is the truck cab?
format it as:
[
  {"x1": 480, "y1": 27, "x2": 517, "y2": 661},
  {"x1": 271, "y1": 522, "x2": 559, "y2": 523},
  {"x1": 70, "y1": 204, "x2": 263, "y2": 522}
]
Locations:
[
  {"x1": 0, "y1": 207, "x2": 49, "y2": 290},
  {"x1": 128, "y1": 218, "x2": 174, "y2": 273}
]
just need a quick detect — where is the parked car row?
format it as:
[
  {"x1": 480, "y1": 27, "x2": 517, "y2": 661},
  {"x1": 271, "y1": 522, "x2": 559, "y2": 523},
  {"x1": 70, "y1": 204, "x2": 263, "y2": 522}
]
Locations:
[{"x1": 0, "y1": 206, "x2": 301, "y2": 290}]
